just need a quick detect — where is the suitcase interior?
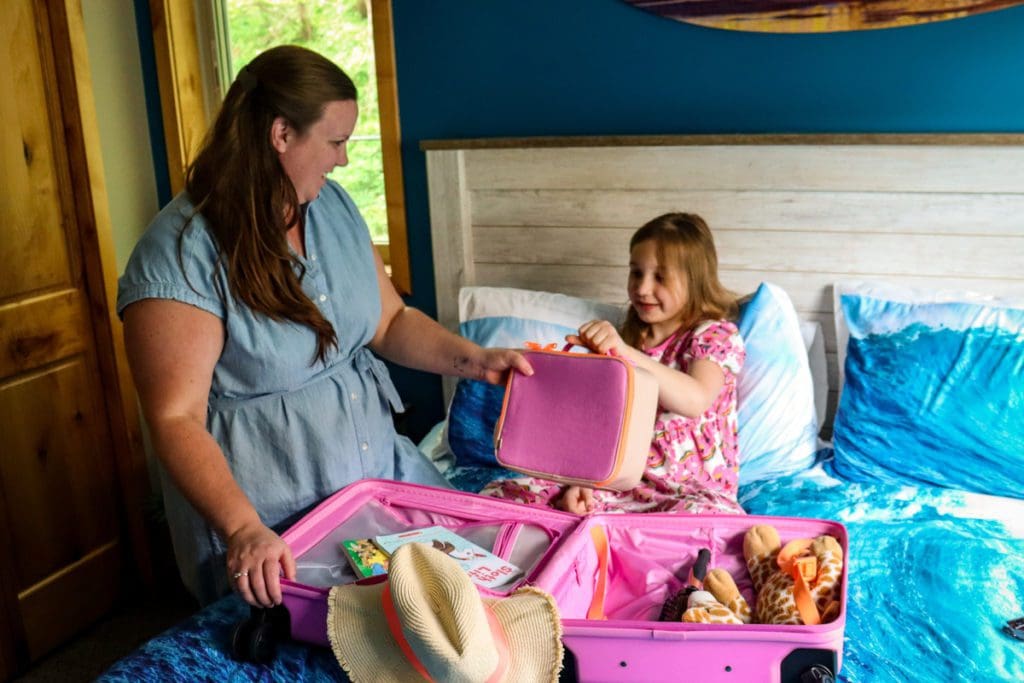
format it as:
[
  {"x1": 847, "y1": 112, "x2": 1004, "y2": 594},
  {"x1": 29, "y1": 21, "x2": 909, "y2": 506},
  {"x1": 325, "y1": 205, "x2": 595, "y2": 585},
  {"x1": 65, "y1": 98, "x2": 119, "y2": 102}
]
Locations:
[{"x1": 280, "y1": 480, "x2": 848, "y2": 682}]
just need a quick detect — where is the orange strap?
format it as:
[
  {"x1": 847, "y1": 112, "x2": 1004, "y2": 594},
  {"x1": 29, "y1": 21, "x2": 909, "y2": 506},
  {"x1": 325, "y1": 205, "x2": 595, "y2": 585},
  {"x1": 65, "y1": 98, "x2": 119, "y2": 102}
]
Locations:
[
  {"x1": 587, "y1": 525, "x2": 610, "y2": 620},
  {"x1": 482, "y1": 605, "x2": 511, "y2": 683},
  {"x1": 523, "y1": 341, "x2": 558, "y2": 351},
  {"x1": 382, "y1": 583, "x2": 434, "y2": 681},
  {"x1": 777, "y1": 539, "x2": 821, "y2": 626},
  {"x1": 382, "y1": 583, "x2": 510, "y2": 682}
]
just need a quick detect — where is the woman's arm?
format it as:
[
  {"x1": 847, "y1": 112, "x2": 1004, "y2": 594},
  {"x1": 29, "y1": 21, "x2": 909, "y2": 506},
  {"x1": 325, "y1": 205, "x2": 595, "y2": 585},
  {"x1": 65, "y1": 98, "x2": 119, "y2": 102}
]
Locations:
[
  {"x1": 123, "y1": 299, "x2": 294, "y2": 607},
  {"x1": 569, "y1": 320, "x2": 724, "y2": 418},
  {"x1": 368, "y1": 248, "x2": 532, "y2": 383}
]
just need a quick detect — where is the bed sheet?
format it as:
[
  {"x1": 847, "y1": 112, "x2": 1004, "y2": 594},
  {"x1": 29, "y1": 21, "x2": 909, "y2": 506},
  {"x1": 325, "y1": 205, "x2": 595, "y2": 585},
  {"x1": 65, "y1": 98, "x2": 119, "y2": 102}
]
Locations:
[
  {"x1": 741, "y1": 462, "x2": 1024, "y2": 682},
  {"x1": 99, "y1": 459, "x2": 1024, "y2": 682}
]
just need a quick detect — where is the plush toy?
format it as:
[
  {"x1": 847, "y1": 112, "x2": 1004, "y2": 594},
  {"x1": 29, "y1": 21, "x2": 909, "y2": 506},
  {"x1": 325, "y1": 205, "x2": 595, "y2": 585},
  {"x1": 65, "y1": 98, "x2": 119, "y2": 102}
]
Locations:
[
  {"x1": 680, "y1": 568, "x2": 752, "y2": 625},
  {"x1": 743, "y1": 524, "x2": 843, "y2": 625},
  {"x1": 657, "y1": 547, "x2": 752, "y2": 625},
  {"x1": 660, "y1": 548, "x2": 713, "y2": 622}
]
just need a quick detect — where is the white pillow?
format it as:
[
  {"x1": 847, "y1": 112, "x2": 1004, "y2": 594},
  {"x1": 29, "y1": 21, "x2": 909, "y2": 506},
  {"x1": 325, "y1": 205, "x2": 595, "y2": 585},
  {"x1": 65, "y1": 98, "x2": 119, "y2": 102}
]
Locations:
[
  {"x1": 459, "y1": 286, "x2": 625, "y2": 334},
  {"x1": 736, "y1": 283, "x2": 820, "y2": 482}
]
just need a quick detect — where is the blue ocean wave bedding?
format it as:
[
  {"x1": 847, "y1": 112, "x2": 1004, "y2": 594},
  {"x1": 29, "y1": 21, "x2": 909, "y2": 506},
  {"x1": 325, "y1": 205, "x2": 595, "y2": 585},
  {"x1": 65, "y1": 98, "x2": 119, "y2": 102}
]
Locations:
[
  {"x1": 741, "y1": 464, "x2": 1024, "y2": 683},
  {"x1": 101, "y1": 462, "x2": 1024, "y2": 682},
  {"x1": 832, "y1": 294, "x2": 1024, "y2": 499}
]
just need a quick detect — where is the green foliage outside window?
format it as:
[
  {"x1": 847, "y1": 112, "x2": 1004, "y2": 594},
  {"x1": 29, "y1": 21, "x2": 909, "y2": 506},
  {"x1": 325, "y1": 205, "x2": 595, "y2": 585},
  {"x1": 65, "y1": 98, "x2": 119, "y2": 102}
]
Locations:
[{"x1": 226, "y1": 0, "x2": 388, "y2": 242}]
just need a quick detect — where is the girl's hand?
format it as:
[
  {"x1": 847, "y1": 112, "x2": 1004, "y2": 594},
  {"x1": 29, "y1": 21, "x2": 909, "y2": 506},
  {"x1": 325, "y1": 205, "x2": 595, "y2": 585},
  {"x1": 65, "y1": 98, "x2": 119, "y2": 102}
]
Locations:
[
  {"x1": 568, "y1": 320, "x2": 629, "y2": 357},
  {"x1": 558, "y1": 486, "x2": 595, "y2": 514},
  {"x1": 226, "y1": 521, "x2": 297, "y2": 608}
]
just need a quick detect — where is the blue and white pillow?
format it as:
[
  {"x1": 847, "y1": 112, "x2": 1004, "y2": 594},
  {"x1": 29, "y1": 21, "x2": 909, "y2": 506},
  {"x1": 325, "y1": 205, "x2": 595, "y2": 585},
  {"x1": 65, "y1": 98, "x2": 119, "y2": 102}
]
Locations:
[
  {"x1": 830, "y1": 281, "x2": 1024, "y2": 499},
  {"x1": 446, "y1": 287, "x2": 625, "y2": 467},
  {"x1": 736, "y1": 283, "x2": 820, "y2": 483}
]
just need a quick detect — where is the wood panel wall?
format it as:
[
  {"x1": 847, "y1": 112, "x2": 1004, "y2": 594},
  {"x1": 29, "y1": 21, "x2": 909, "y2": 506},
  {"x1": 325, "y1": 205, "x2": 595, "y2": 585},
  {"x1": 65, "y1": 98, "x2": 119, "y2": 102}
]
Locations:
[{"x1": 426, "y1": 136, "x2": 1024, "y2": 430}]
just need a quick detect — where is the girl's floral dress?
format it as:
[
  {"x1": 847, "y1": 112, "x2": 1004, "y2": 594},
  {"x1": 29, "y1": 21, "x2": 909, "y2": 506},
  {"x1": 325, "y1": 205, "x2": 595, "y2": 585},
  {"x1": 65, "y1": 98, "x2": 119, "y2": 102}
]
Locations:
[{"x1": 481, "y1": 320, "x2": 745, "y2": 514}]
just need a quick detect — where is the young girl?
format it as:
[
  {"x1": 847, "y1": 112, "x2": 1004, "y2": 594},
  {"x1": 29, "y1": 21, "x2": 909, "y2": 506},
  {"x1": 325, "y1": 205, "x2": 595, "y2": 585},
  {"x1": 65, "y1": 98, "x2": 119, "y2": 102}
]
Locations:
[{"x1": 481, "y1": 212, "x2": 746, "y2": 515}]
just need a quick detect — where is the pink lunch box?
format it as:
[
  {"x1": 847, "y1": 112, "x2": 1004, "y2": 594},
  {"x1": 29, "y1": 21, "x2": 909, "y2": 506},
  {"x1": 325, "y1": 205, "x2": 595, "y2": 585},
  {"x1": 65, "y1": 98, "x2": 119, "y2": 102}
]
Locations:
[
  {"x1": 279, "y1": 479, "x2": 848, "y2": 683},
  {"x1": 494, "y1": 347, "x2": 659, "y2": 491}
]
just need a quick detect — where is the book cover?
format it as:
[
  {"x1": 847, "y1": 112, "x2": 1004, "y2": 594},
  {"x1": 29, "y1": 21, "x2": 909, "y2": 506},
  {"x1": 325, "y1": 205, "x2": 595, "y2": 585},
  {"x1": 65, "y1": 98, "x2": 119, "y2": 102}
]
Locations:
[
  {"x1": 372, "y1": 525, "x2": 523, "y2": 590},
  {"x1": 340, "y1": 538, "x2": 390, "y2": 578}
]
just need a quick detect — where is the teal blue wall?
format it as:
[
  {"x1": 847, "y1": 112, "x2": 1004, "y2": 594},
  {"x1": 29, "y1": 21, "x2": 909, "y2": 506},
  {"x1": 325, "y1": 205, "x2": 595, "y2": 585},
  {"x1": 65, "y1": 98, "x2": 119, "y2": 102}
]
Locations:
[{"x1": 388, "y1": 0, "x2": 1024, "y2": 438}]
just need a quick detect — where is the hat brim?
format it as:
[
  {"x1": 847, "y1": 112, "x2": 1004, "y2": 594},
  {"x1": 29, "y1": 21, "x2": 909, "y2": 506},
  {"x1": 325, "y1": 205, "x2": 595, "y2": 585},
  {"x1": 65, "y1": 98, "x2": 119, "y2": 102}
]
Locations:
[
  {"x1": 327, "y1": 582, "x2": 564, "y2": 682},
  {"x1": 328, "y1": 580, "x2": 412, "y2": 683},
  {"x1": 486, "y1": 586, "x2": 564, "y2": 682}
]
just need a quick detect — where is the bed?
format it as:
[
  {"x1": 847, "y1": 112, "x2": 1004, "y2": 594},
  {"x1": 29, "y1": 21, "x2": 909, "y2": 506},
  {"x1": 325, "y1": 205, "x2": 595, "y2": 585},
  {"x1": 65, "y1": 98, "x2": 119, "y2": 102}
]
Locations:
[{"x1": 100, "y1": 135, "x2": 1024, "y2": 682}]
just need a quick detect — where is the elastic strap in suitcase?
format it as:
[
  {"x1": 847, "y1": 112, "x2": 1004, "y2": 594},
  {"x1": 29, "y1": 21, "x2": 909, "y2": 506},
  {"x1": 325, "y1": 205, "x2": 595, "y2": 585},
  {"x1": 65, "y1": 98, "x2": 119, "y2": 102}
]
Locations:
[{"x1": 587, "y1": 525, "x2": 610, "y2": 620}]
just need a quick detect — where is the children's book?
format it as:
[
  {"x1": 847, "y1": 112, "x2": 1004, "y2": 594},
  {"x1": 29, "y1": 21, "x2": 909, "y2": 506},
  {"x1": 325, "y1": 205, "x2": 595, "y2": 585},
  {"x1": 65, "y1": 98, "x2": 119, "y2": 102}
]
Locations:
[
  {"x1": 340, "y1": 538, "x2": 390, "y2": 578},
  {"x1": 372, "y1": 525, "x2": 523, "y2": 590}
]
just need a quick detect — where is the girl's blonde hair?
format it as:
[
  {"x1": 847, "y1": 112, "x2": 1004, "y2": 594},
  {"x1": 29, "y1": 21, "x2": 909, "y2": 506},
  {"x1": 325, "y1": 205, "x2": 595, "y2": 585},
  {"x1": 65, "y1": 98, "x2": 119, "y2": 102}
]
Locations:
[{"x1": 621, "y1": 212, "x2": 738, "y2": 348}]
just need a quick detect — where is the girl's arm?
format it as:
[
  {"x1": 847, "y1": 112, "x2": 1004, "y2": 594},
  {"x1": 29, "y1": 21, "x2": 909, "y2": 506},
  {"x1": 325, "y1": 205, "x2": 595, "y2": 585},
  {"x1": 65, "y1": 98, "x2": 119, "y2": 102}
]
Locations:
[
  {"x1": 569, "y1": 320, "x2": 724, "y2": 418},
  {"x1": 368, "y1": 247, "x2": 532, "y2": 383},
  {"x1": 123, "y1": 299, "x2": 295, "y2": 608}
]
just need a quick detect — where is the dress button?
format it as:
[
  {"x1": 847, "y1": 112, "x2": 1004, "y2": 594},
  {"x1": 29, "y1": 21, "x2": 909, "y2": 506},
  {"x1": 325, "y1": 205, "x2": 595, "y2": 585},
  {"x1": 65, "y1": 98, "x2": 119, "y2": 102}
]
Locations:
[
  {"x1": 311, "y1": 254, "x2": 317, "y2": 261},
  {"x1": 361, "y1": 442, "x2": 369, "y2": 451},
  {"x1": 350, "y1": 392, "x2": 358, "y2": 401},
  {"x1": 319, "y1": 294, "x2": 327, "y2": 302}
]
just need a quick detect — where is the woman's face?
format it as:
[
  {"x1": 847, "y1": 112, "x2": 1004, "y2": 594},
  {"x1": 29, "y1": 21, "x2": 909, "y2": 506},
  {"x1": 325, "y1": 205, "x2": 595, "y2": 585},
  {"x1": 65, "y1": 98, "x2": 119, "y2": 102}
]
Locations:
[{"x1": 274, "y1": 99, "x2": 358, "y2": 204}]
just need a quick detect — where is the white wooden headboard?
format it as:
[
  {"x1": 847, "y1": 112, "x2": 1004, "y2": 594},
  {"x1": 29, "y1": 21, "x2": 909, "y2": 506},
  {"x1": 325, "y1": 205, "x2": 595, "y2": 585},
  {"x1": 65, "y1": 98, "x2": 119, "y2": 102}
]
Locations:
[{"x1": 423, "y1": 135, "x2": 1024, "y2": 429}]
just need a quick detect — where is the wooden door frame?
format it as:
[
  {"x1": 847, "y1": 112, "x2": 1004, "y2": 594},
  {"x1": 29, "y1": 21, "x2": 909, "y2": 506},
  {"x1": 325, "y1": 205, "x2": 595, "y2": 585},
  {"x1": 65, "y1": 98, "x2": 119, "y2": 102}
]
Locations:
[
  {"x1": 46, "y1": 0, "x2": 153, "y2": 585},
  {"x1": 148, "y1": 0, "x2": 413, "y2": 294}
]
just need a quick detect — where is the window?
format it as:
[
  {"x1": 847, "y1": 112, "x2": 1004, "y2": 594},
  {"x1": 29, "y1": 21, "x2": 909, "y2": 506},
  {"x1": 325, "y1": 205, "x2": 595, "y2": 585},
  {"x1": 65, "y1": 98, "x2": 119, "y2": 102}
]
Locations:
[{"x1": 149, "y1": 0, "x2": 411, "y2": 293}]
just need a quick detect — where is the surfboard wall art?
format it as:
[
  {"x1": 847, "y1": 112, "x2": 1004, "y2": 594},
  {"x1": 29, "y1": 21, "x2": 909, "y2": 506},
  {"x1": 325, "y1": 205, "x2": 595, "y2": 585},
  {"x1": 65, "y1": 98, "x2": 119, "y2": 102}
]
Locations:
[{"x1": 622, "y1": 0, "x2": 1024, "y2": 33}]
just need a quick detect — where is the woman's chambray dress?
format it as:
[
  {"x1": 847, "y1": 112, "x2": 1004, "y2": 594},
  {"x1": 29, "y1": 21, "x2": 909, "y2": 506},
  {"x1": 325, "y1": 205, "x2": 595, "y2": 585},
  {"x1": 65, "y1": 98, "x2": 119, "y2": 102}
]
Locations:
[{"x1": 117, "y1": 180, "x2": 449, "y2": 603}]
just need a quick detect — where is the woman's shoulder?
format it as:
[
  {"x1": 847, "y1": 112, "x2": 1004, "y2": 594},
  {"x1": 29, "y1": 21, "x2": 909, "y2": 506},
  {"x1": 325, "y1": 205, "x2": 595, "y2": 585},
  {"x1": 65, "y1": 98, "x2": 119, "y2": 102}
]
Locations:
[
  {"x1": 313, "y1": 179, "x2": 360, "y2": 219},
  {"x1": 308, "y1": 180, "x2": 374, "y2": 251},
  {"x1": 133, "y1": 193, "x2": 217, "y2": 258},
  {"x1": 117, "y1": 193, "x2": 224, "y2": 318}
]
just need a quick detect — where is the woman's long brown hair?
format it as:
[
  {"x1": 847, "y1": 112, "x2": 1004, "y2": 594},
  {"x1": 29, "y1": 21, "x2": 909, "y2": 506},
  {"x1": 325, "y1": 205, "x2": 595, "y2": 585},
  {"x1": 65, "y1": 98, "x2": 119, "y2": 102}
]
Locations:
[
  {"x1": 184, "y1": 45, "x2": 357, "y2": 364},
  {"x1": 621, "y1": 213, "x2": 738, "y2": 349}
]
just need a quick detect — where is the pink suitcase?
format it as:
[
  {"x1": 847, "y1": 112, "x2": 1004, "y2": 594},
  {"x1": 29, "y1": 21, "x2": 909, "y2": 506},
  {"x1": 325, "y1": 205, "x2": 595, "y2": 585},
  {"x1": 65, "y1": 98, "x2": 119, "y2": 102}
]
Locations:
[
  {"x1": 494, "y1": 346, "x2": 659, "y2": 491},
  {"x1": 277, "y1": 479, "x2": 848, "y2": 683}
]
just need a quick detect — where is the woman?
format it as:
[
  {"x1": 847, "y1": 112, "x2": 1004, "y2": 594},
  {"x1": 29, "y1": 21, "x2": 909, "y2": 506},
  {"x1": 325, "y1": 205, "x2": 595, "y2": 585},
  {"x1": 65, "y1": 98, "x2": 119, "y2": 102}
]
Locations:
[{"x1": 118, "y1": 45, "x2": 530, "y2": 608}]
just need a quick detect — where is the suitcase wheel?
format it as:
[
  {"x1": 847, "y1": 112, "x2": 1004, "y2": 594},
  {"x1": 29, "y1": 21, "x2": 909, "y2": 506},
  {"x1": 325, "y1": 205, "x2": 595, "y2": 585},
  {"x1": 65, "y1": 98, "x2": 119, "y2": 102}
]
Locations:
[
  {"x1": 231, "y1": 605, "x2": 288, "y2": 664},
  {"x1": 799, "y1": 664, "x2": 835, "y2": 683}
]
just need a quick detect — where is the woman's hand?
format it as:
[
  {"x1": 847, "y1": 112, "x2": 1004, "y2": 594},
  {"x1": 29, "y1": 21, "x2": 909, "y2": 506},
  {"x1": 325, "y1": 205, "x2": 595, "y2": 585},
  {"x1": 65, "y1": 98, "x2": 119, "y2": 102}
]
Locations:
[
  {"x1": 226, "y1": 521, "x2": 297, "y2": 608},
  {"x1": 471, "y1": 347, "x2": 534, "y2": 385},
  {"x1": 558, "y1": 486, "x2": 595, "y2": 515},
  {"x1": 568, "y1": 320, "x2": 630, "y2": 357}
]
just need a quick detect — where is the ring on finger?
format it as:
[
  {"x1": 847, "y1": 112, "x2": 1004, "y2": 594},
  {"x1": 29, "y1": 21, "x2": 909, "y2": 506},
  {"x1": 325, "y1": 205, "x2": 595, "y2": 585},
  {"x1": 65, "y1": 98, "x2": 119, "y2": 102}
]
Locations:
[{"x1": 232, "y1": 570, "x2": 249, "y2": 580}]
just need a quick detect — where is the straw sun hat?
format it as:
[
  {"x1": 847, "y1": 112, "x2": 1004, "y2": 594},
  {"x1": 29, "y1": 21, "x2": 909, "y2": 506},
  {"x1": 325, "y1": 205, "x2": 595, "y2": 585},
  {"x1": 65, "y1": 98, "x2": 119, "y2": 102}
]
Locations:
[{"x1": 327, "y1": 542, "x2": 563, "y2": 682}]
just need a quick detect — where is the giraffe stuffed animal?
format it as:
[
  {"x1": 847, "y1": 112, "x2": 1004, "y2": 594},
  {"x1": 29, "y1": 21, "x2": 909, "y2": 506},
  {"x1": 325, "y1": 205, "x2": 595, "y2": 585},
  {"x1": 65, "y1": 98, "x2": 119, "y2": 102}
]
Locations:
[
  {"x1": 680, "y1": 568, "x2": 752, "y2": 625},
  {"x1": 744, "y1": 524, "x2": 843, "y2": 625}
]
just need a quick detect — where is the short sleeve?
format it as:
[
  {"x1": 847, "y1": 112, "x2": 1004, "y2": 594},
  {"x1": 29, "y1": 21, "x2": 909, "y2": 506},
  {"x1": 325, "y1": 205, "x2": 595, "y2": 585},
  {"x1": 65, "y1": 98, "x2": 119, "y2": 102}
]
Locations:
[
  {"x1": 688, "y1": 320, "x2": 744, "y2": 377},
  {"x1": 116, "y1": 195, "x2": 226, "y2": 320}
]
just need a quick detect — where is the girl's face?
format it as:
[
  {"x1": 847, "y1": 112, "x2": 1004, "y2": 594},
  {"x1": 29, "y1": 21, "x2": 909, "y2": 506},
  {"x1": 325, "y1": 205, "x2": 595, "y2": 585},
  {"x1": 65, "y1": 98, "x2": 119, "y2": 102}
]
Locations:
[
  {"x1": 628, "y1": 239, "x2": 688, "y2": 339},
  {"x1": 274, "y1": 99, "x2": 358, "y2": 204}
]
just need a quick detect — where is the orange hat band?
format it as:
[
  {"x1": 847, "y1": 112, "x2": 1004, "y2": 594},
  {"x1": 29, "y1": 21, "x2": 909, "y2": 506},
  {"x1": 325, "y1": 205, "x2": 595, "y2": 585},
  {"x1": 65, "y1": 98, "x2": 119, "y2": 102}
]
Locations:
[{"x1": 382, "y1": 582, "x2": 511, "y2": 682}]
